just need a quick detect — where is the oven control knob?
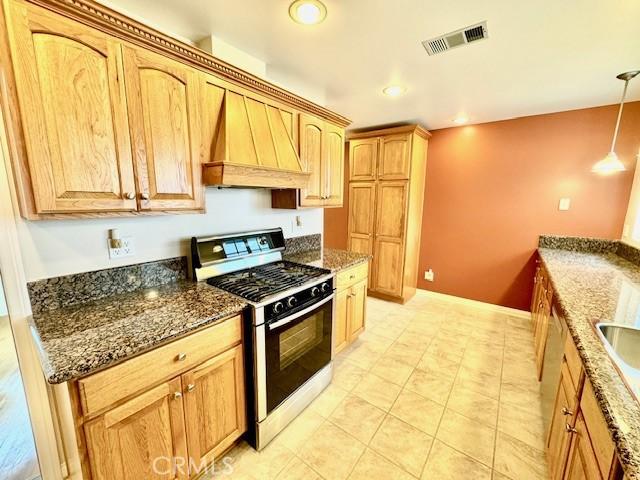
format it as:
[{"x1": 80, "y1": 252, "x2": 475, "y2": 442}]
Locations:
[
  {"x1": 311, "y1": 286, "x2": 320, "y2": 297},
  {"x1": 273, "y1": 301, "x2": 284, "y2": 314},
  {"x1": 286, "y1": 296, "x2": 298, "y2": 308},
  {"x1": 320, "y1": 282, "x2": 330, "y2": 293}
]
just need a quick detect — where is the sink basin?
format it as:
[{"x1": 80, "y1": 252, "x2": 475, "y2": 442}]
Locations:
[
  {"x1": 597, "y1": 324, "x2": 640, "y2": 369},
  {"x1": 595, "y1": 323, "x2": 640, "y2": 399}
]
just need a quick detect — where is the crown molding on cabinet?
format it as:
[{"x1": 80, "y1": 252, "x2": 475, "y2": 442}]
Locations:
[{"x1": 23, "y1": 0, "x2": 351, "y2": 128}]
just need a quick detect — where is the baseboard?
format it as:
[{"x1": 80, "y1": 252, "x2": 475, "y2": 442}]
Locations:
[{"x1": 417, "y1": 289, "x2": 531, "y2": 320}]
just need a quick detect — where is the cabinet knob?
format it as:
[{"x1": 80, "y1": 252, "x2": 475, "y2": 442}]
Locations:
[
  {"x1": 561, "y1": 406, "x2": 573, "y2": 416},
  {"x1": 175, "y1": 352, "x2": 187, "y2": 362},
  {"x1": 349, "y1": 274, "x2": 355, "y2": 280},
  {"x1": 565, "y1": 423, "x2": 577, "y2": 434},
  {"x1": 140, "y1": 192, "x2": 150, "y2": 200},
  {"x1": 124, "y1": 192, "x2": 135, "y2": 200},
  {"x1": 173, "y1": 391, "x2": 183, "y2": 399},
  {"x1": 186, "y1": 383, "x2": 196, "y2": 393}
]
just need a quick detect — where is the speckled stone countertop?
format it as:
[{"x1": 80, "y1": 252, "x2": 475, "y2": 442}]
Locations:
[
  {"x1": 30, "y1": 281, "x2": 247, "y2": 384},
  {"x1": 538, "y1": 247, "x2": 640, "y2": 479},
  {"x1": 284, "y1": 248, "x2": 371, "y2": 272}
]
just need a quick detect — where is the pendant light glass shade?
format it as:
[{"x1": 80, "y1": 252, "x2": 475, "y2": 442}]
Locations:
[
  {"x1": 592, "y1": 151, "x2": 626, "y2": 174},
  {"x1": 593, "y1": 70, "x2": 639, "y2": 175}
]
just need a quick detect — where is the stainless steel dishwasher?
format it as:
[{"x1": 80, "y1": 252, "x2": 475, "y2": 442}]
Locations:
[{"x1": 540, "y1": 304, "x2": 568, "y2": 431}]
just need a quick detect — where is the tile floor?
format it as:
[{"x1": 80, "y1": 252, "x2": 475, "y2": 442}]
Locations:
[{"x1": 213, "y1": 291, "x2": 549, "y2": 480}]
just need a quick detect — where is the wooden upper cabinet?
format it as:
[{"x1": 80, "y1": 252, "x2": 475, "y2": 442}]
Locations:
[
  {"x1": 5, "y1": 2, "x2": 137, "y2": 214},
  {"x1": 123, "y1": 46, "x2": 203, "y2": 211},
  {"x1": 182, "y1": 344, "x2": 246, "y2": 472},
  {"x1": 298, "y1": 114, "x2": 324, "y2": 206},
  {"x1": 323, "y1": 123, "x2": 345, "y2": 206},
  {"x1": 349, "y1": 138, "x2": 378, "y2": 181},
  {"x1": 84, "y1": 378, "x2": 188, "y2": 480},
  {"x1": 378, "y1": 133, "x2": 411, "y2": 180}
]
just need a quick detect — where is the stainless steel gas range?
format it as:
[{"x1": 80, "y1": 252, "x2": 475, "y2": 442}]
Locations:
[{"x1": 191, "y1": 228, "x2": 334, "y2": 450}]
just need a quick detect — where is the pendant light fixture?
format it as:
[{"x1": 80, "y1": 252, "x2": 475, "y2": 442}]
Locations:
[{"x1": 592, "y1": 70, "x2": 639, "y2": 174}]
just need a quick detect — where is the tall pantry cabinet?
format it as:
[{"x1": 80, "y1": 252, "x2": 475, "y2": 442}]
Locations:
[{"x1": 347, "y1": 125, "x2": 429, "y2": 303}]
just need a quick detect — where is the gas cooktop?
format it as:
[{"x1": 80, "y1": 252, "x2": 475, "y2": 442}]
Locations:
[{"x1": 206, "y1": 260, "x2": 330, "y2": 303}]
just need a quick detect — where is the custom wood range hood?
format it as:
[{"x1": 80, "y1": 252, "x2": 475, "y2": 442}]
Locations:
[{"x1": 201, "y1": 84, "x2": 310, "y2": 189}]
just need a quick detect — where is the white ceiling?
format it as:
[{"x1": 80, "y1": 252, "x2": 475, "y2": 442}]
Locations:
[{"x1": 104, "y1": 0, "x2": 640, "y2": 130}]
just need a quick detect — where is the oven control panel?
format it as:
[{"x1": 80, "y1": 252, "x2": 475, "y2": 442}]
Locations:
[{"x1": 265, "y1": 279, "x2": 333, "y2": 323}]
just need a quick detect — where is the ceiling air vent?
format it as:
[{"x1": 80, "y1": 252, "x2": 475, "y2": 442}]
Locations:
[{"x1": 422, "y1": 21, "x2": 488, "y2": 56}]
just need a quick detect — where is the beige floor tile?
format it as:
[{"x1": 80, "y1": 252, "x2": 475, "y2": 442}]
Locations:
[
  {"x1": 371, "y1": 355, "x2": 415, "y2": 385},
  {"x1": 492, "y1": 471, "x2": 512, "y2": 480},
  {"x1": 416, "y1": 353, "x2": 460, "y2": 378},
  {"x1": 396, "y1": 329, "x2": 434, "y2": 349},
  {"x1": 405, "y1": 368, "x2": 454, "y2": 405},
  {"x1": 425, "y1": 343, "x2": 464, "y2": 365},
  {"x1": 344, "y1": 343, "x2": 384, "y2": 370},
  {"x1": 390, "y1": 389, "x2": 444, "y2": 435},
  {"x1": 275, "y1": 457, "x2": 321, "y2": 480},
  {"x1": 385, "y1": 340, "x2": 427, "y2": 366},
  {"x1": 368, "y1": 322, "x2": 406, "y2": 341},
  {"x1": 357, "y1": 329, "x2": 395, "y2": 349},
  {"x1": 421, "y1": 439, "x2": 493, "y2": 480},
  {"x1": 436, "y1": 409, "x2": 496, "y2": 467},
  {"x1": 497, "y1": 402, "x2": 546, "y2": 451},
  {"x1": 446, "y1": 384, "x2": 499, "y2": 427},
  {"x1": 272, "y1": 407, "x2": 325, "y2": 453},
  {"x1": 332, "y1": 360, "x2": 367, "y2": 391},
  {"x1": 348, "y1": 448, "x2": 415, "y2": 480},
  {"x1": 309, "y1": 384, "x2": 349, "y2": 417},
  {"x1": 494, "y1": 431, "x2": 548, "y2": 480},
  {"x1": 329, "y1": 394, "x2": 386, "y2": 443},
  {"x1": 352, "y1": 373, "x2": 402, "y2": 410},
  {"x1": 370, "y1": 415, "x2": 433, "y2": 476},
  {"x1": 500, "y1": 382, "x2": 543, "y2": 412},
  {"x1": 455, "y1": 366, "x2": 502, "y2": 400},
  {"x1": 228, "y1": 440, "x2": 294, "y2": 479},
  {"x1": 298, "y1": 422, "x2": 366, "y2": 480}
]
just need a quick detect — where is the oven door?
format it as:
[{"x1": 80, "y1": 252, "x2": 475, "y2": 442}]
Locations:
[{"x1": 261, "y1": 294, "x2": 333, "y2": 416}]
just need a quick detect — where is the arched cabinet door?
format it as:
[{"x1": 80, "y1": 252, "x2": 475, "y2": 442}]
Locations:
[
  {"x1": 298, "y1": 113, "x2": 324, "y2": 206},
  {"x1": 123, "y1": 46, "x2": 204, "y2": 212},
  {"x1": 5, "y1": 1, "x2": 137, "y2": 213}
]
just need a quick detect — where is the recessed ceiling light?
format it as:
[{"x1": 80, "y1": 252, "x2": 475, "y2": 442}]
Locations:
[
  {"x1": 383, "y1": 85, "x2": 406, "y2": 97},
  {"x1": 453, "y1": 115, "x2": 469, "y2": 124},
  {"x1": 289, "y1": 0, "x2": 327, "y2": 25}
]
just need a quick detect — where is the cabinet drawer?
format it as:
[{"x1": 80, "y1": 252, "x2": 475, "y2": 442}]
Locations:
[
  {"x1": 564, "y1": 335, "x2": 583, "y2": 391},
  {"x1": 336, "y1": 262, "x2": 369, "y2": 291},
  {"x1": 78, "y1": 314, "x2": 242, "y2": 415},
  {"x1": 580, "y1": 379, "x2": 615, "y2": 479}
]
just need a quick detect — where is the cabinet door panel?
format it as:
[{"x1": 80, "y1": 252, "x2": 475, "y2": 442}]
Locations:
[
  {"x1": 7, "y1": 3, "x2": 136, "y2": 213},
  {"x1": 347, "y1": 182, "x2": 376, "y2": 254},
  {"x1": 564, "y1": 414, "x2": 603, "y2": 480},
  {"x1": 334, "y1": 288, "x2": 350, "y2": 355},
  {"x1": 349, "y1": 138, "x2": 378, "y2": 181},
  {"x1": 84, "y1": 378, "x2": 187, "y2": 480},
  {"x1": 323, "y1": 123, "x2": 345, "y2": 206},
  {"x1": 378, "y1": 134, "x2": 411, "y2": 180},
  {"x1": 373, "y1": 181, "x2": 408, "y2": 296},
  {"x1": 298, "y1": 114, "x2": 324, "y2": 206},
  {"x1": 547, "y1": 364, "x2": 576, "y2": 480},
  {"x1": 182, "y1": 344, "x2": 246, "y2": 469},
  {"x1": 349, "y1": 280, "x2": 367, "y2": 340},
  {"x1": 123, "y1": 46, "x2": 202, "y2": 211}
]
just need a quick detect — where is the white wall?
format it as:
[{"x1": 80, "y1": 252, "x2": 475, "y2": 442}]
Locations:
[{"x1": 17, "y1": 189, "x2": 322, "y2": 282}]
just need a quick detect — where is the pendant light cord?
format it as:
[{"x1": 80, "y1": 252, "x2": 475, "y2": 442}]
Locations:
[{"x1": 610, "y1": 79, "x2": 630, "y2": 152}]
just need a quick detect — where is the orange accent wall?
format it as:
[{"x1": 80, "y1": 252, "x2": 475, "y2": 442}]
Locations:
[{"x1": 324, "y1": 102, "x2": 640, "y2": 310}]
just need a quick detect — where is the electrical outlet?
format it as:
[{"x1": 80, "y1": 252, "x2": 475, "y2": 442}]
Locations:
[
  {"x1": 424, "y1": 269, "x2": 434, "y2": 282},
  {"x1": 109, "y1": 236, "x2": 135, "y2": 259},
  {"x1": 558, "y1": 198, "x2": 571, "y2": 211},
  {"x1": 291, "y1": 215, "x2": 304, "y2": 232}
]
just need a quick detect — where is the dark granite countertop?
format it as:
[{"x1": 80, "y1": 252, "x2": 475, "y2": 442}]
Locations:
[
  {"x1": 537, "y1": 247, "x2": 640, "y2": 479},
  {"x1": 30, "y1": 281, "x2": 248, "y2": 384},
  {"x1": 284, "y1": 247, "x2": 370, "y2": 272}
]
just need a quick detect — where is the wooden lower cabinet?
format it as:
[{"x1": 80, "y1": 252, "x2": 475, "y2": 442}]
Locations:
[
  {"x1": 564, "y1": 414, "x2": 603, "y2": 480},
  {"x1": 182, "y1": 344, "x2": 246, "y2": 470},
  {"x1": 333, "y1": 263, "x2": 368, "y2": 355},
  {"x1": 547, "y1": 363, "x2": 577, "y2": 480},
  {"x1": 84, "y1": 378, "x2": 188, "y2": 480},
  {"x1": 77, "y1": 318, "x2": 246, "y2": 479}
]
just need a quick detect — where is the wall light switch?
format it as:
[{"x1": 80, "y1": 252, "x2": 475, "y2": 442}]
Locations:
[
  {"x1": 424, "y1": 269, "x2": 434, "y2": 282},
  {"x1": 108, "y1": 236, "x2": 135, "y2": 259},
  {"x1": 558, "y1": 198, "x2": 571, "y2": 211}
]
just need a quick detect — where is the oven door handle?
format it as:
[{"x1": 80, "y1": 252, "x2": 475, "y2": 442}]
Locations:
[{"x1": 268, "y1": 293, "x2": 334, "y2": 331}]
